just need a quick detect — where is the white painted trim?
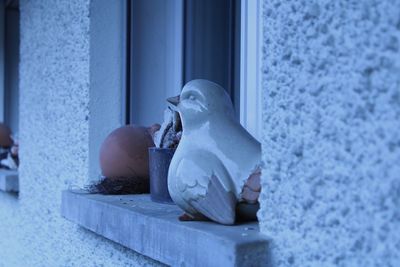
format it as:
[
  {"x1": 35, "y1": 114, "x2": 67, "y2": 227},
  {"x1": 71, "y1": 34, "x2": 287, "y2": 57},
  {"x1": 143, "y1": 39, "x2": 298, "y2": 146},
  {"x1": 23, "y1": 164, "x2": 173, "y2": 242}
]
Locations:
[{"x1": 240, "y1": 0, "x2": 262, "y2": 141}]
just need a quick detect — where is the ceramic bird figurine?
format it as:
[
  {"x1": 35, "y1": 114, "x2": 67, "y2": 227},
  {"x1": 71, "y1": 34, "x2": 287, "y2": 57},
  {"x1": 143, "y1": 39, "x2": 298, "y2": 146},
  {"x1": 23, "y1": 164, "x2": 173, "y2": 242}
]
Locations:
[{"x1": 167, "y1": 79, "x2": 262, "y2": 225}]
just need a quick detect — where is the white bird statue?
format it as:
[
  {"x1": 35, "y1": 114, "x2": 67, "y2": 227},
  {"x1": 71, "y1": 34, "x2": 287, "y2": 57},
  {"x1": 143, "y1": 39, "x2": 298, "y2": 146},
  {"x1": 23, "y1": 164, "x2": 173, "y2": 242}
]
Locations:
[{"x1": 167, "y1": 79, "x2": 262, "y2": 225}]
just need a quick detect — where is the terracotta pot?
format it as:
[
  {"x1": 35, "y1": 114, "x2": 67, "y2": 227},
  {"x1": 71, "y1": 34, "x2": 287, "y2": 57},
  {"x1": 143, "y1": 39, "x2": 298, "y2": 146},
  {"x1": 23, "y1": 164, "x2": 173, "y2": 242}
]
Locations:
[
  {"x1": 148, "y1": 147, "x2": 175, "y2": 204},
  {"x1": 0, "y1": 123, "x2": 12, "y2": 148},
  {"x1": 100, "y1": 125, "x2": 155, "y2": 179}
]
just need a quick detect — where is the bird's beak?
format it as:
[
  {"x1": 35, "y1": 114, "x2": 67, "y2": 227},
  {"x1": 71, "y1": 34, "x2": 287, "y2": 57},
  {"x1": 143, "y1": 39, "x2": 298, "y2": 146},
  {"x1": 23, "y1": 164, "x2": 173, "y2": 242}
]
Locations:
[{"x1": 167, "y1": 95, "x2": 180, "y2": 106}]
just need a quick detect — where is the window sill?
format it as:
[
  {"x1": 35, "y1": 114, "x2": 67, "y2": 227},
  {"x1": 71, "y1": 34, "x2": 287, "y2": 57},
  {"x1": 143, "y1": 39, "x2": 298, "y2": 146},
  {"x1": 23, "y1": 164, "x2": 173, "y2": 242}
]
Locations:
[
  {"x1": 61, "y1": 190, "x2": 268, "y2": 266},
  {"x1": 0, "y1": 169, "x2": 19, "y2": 193}
]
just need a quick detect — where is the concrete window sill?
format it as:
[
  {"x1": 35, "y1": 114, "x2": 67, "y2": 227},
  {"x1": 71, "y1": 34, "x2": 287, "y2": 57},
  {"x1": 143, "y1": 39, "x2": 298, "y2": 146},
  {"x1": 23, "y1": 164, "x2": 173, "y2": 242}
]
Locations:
[
  {"x1": 61, "y1": 190, "x2": 268, "y2": 267},
  {"x1": 0, "y1": 169, "x2": 19, "y2": 193}
]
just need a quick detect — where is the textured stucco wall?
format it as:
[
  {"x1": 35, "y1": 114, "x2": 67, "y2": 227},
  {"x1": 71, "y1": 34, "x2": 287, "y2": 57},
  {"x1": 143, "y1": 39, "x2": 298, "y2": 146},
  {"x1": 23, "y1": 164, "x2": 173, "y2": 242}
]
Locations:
[
  {"x1": 0, "y1": 1, "x2": 161, "y2": 266},
  {"x1": 259, "y1": 0, "x2": 400, "y2": 266},
  {"x1": 1, "y1": 0, "x2": 399, "y2": 266}
]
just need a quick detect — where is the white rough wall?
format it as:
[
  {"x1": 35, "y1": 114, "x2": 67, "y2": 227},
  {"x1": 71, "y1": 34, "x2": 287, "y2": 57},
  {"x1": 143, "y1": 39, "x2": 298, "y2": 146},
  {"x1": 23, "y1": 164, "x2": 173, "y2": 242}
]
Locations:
[
  {"x1": 0, "y1": 1, "x2": 161, "y2": 266},
  {"x1": 259, "y1": 0, "x2": 400, "y2": 266}
]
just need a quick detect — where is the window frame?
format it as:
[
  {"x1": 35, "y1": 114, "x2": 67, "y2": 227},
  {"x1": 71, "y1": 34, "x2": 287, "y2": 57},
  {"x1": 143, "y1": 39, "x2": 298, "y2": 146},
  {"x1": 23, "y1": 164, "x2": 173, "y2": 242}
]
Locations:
[
  {"x1": 127, "y1": 0, "x2": 262, "y2": 140},
  {"x1": 240, "y1": 0, "x2": 263, "y2": 141},
  {"x1": 62, "y1": 1, "x2": 267, "y2": 264},
  {"x1": 87, "y1": 0, "x2": 263, "y2": 179}
]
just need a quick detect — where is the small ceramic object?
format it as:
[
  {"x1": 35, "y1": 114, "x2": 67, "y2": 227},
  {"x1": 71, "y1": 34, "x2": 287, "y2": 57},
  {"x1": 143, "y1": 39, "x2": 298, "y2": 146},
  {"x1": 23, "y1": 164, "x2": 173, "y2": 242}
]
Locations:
[
  {"x1": 167, "y1": 79, "x2": 262, "y2": 225},
  {"x1": 153, "y1": 107, "x2": 182, "y2": 149},
  {"x1": 92, "y1": 125, "x2": 159, "y2": 195},
  {"x1": 148, "y1": 107, "x2": 181, "y2": 203},
  {"x1": 0, "y1": 151, "x2": 18, "y2": 170},
  {"x1": 148, "y1": 147, "x2": 175, "y2": 204},
  {"x1": 100, "y1": 125, "x2": 157, "y2": 179},
  {"x1": 0, "y1": 133, "x2": 18, "y2": 170}
]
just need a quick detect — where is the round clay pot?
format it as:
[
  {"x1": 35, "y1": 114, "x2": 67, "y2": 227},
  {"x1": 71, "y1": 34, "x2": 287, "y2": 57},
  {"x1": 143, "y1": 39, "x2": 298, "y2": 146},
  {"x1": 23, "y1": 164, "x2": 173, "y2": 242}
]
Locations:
[
  {"x1": 148, "y1": 147, "x2": 175, "y2": 204},
  {"x1": 100, "y1": 125, "x2": 155, "y2": 179}
]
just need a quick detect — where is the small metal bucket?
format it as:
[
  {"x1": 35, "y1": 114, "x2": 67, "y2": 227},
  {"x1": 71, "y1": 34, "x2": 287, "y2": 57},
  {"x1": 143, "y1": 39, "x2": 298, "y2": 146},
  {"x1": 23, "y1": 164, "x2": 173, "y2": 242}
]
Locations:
[{"x1": 148, "y1": 147, "x2": 175, "y2": 204}]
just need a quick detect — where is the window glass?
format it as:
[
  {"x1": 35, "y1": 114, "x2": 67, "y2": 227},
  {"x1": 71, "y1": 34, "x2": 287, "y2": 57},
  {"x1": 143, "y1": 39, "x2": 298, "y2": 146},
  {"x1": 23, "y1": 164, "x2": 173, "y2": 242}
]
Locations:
[
  {"x1": 4, "y1": 5, "x2": 19, "y2": 134},
  {"x1": 184, "y1": 0, "x2": 240, "y2": 115},
  {"x1": 129, "y1": 0, "x2": 240, "y2": 126}
]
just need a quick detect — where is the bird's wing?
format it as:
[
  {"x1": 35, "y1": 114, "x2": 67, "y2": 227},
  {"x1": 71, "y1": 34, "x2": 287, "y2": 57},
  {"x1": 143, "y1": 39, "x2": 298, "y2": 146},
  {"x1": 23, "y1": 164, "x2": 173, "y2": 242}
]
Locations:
[
  {"x1": 174, "y1": 151, "x2": 237, "y2": 225},
  {"x1": 190, "y1": 174, "x2": 237, "y2": 225}
]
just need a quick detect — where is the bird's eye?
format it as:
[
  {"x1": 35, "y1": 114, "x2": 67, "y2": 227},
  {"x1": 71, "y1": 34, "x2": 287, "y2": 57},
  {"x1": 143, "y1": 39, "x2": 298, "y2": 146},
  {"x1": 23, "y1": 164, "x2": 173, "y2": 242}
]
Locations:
[{"x1": 189, "y1": 95, "x2": 196, "y2": 101}]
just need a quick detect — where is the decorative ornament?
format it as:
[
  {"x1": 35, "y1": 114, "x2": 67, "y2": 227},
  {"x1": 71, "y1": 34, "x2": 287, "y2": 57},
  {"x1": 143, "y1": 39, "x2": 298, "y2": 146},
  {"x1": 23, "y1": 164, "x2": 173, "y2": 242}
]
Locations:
[
  {"x1": 167, "y1": 79, "x2": 262, "y2": 225},
  {"x1": 0, "y1": 124, "x2": 18, "y2": 170},
  {"x1": 89, "y1": 124, "x2": 159, "y2": 194},
  {"x1": 148, "y1": 104, "x2": 182, "y2": 203}
]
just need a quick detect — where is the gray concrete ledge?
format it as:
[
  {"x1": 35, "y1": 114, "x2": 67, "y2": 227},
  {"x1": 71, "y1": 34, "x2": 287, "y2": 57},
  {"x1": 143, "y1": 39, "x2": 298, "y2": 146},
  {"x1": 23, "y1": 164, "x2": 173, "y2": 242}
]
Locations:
[
  {"x1": 61, "y1": 190, "x2": 269, "y2": 267},
  {"x1": 0, "y1": 169, "x2": 18, "y2": 193}
]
